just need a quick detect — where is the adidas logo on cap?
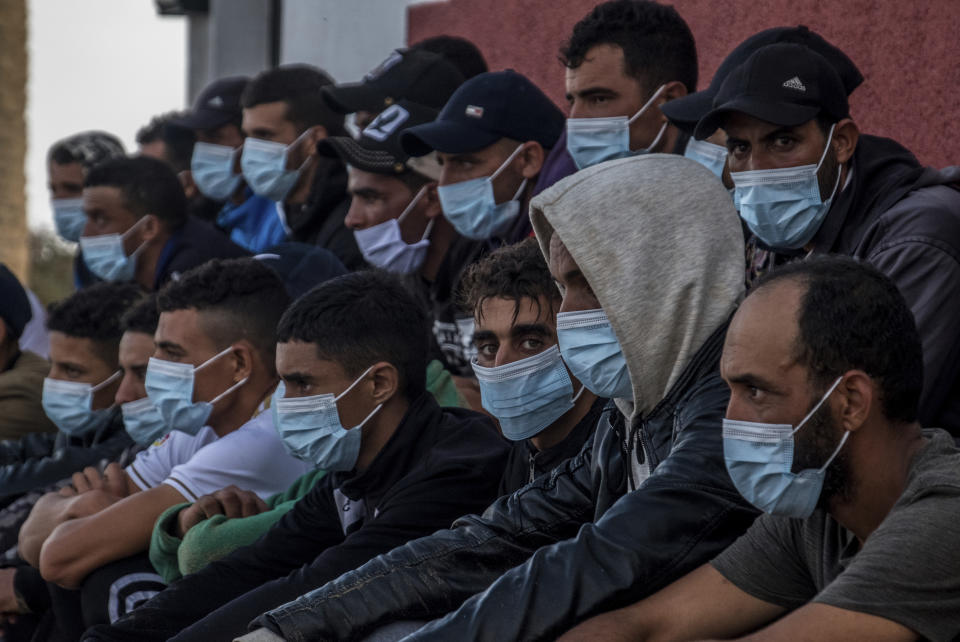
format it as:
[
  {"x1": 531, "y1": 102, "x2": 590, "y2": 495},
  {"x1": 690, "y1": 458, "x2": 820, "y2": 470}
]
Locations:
[{"x1": 782, "y1": 76, "x2": 806, "y2": 92}]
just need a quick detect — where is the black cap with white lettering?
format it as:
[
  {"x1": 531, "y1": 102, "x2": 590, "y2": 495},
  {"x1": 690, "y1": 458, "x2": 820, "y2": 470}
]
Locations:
[
  {"x1": 317, "y1": 100, "x2": 442, "y2": 180},
  {"x1": 694, "y1": 43, "x2": 849, "y2": 140},
  {"x1": 400, "y1": 69, "x2": 565, "y2": 156}
]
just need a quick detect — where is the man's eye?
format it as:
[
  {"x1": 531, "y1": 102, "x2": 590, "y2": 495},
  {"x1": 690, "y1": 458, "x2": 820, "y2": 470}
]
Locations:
[
  {"x1": 477, "y1": 343, "x2": 497, "y2": 357},
  {"x1": 520, "y1": 338, "x2": 544, "y2": 351},
  {"x1": 590, "y1": 95, "x2": 609, "y2": 105},
  {"x1": 772, "y1": 136, "x2": 796, "y2": 150}
]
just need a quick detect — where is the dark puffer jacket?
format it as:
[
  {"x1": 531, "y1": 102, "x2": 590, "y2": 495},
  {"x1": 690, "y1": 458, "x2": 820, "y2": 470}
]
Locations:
[{"x1": 255, "y1": 323, "x2": 760, "y2": 641}]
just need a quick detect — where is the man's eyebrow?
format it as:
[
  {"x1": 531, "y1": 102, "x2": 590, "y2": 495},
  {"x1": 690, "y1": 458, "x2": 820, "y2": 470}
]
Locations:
[
  {"x1": 726, "y1": 372, "x2": 782, "y2": 392},
  {"x1": 445, "y1": 153, "x2": 482, "y2": 163},
  {"x1": 156, "y1": 340, "x2": 185, "y2": 354},
  {"x1": 281, "y1": 372, "x2": 314, "y2": 385},
  {"x1": 350, "y1": 187, "x2": 382, "y2": 199},
  {"x1": 568, "y1": 86, "x2": 617, "y2": 101},
  {"x1": 760, "y1": 126, "x2": 802, "y2": 143},
  {"x1": 511, "y1": 323, "x2": 552, "y2": 338},
  {"x1": 471, "y1": 330, "x2": 497, "y2": 344},
  {"x1": 55, "y1": 360, "x2": 86, "y2": 371}
]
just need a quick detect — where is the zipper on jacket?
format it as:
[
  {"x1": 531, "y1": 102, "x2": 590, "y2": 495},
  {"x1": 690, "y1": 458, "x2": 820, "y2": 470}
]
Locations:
[{"x1": 528, "y1": 451, "x2": 537, "y2": 484}]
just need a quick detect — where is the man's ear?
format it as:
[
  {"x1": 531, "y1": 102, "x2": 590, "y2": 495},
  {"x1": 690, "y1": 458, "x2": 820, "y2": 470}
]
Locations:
[
  {"x1": 139, "y1": 214, "x2": 164, "y2": 243},
  {"x1": 421, "y1": 182, "x2": 443, "y2": 220},
  {"x1": 368, "y1": 361, "x2": 399, "y2": 405},
  {"x1": 518, "y1": 142, "x2": 546, "y2": 179},
  {"x1": 658, "y1": 79, "x2": 689, "y2": 106},
  {"x1": 305, "y1": 125, "x2": 329, "y2": 157},
  {"x1": 229, "y1": 341, "x2": 256, "y2": 383},
  {"x1": 832, "y1": 118, "x2": 859, "y2": 165},
  {"x1": 835, "y1": 370, "x2": 873, "y2": 433}
]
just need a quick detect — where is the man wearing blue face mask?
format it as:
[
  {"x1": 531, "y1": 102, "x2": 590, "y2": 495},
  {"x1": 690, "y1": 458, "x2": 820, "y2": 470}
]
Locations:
[
  {"x1": 398, "y1": 70, "x2": 564, "y2": 377},
  {"x1": 88, "y1": 270, "x2": 509, "y2": 642},
  {"x1": 533, "y1": 0, "x2": 698, "y2": 193},
  {"x1": 46, "y1": 131, "x2": 126, "y2": 289},
  {"x1": 694, "y1": 42, "x2": 960, "y2": 437},
  {"x1": 0, "y1": 292, "x2": 158, "y2": 635},
  {"x1": 236, "y1": 155, "x2": 759, "y2": 642},
  {"x1": 78, "y1": 156, "x2": 248, "y2": 291},
  {"x1": 18, "y1": 259, "x2": 310, "y2": 636},
  {"x1": 460, "y1": 238, "x2": 606, "y2": 493},
  {"x1": 563, "y1": 256, "x2": 960, "y2": 642},
  {"x1": 168, "y1": 76, "x2": 286, "y2": 253},
  {"x1": 239, "y1": 65, "x2": 364, "y2": 270}
]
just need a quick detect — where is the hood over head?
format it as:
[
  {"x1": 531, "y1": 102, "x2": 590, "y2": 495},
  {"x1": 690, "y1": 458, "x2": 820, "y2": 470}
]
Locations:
[{"x1": 530, "y1": 154, "x2": 744, "y2": 421}]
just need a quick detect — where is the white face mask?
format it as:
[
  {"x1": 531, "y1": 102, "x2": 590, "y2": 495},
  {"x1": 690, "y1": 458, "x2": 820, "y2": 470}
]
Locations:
[
  {"x1": 353, "y1": 185, "x2": 435, "y2": 274},
  {"x1": 565, "y1": 85, "x2": 667, "y2": 170}
]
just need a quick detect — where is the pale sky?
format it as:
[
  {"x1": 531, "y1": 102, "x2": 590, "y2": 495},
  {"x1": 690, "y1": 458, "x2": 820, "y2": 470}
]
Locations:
[{"x1": 26, "y1": 0, "x2": 187, "y2": 230}]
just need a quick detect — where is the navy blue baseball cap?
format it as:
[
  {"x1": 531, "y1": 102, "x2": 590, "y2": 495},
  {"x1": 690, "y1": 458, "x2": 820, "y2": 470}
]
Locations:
[
  {"x1": 169, "y1": 76, "x2": 249, "y2": 131},
  {"x1": 694, "y1": 43, "x2": 850, "y2": 140},
  {"x1": 662, "y1": 26, "x2": 862, "y2": 135},
  {"x1": 400, "y1": 70, "x2": 565, "y2": 157}
]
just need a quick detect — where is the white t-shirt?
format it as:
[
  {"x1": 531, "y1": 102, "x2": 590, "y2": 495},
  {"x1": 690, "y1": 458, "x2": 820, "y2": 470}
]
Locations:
[{"x1": 124, "y1": 409, "x2": 311, "y2": 501}]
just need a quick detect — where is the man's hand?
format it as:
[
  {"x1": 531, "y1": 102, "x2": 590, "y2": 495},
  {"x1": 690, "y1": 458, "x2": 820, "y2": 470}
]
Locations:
[
  {"x1": 69, "y1": 463, "x2": 129, "y2": 498},
  {"x1": 176, "y1": 486, "x2": 269, "y2": 538}
]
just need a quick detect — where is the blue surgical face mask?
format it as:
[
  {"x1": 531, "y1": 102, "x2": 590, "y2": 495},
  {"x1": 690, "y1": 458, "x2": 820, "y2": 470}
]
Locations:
[
  {"x1": 683, "y1": 139, "x2": 728, "y2": 179},
  {"x1": 472, "y1": 345, "x2": 585, "y2": 441},
  {"x1": 192, "y1": 142, "x2": 243, "y2": 201},
  {"x1": 52, "y1": 198, "x2": 87, "y2": 242},
  {"x1": 556, "y1": 309, "x2": 632, "y2": 400},
  {"x1": 353, "y1": 186, "x2": 434, "y2": 274},
  {"x1": 565, "y1": 85, "x2": 667, "y2": 170},
  {"x1": 42, "y1": 371, "x2": 121, "y2": 437},
  {"x1": 121, "y1": 396, "x2": 169, "y2": 446},
  {"x1": 722, "y1": 376, "x2": 847, "y2": 518},
  {"x1": 144, "y1": 347, "x2": 248, "y2": 435},
  {"x1": 240, "y1": 132, "x2": 310, "y2": 202},
  {"x1": 436, "y1": 144, "x2": 528, "y2": 241},
  {"x1": 732, "y1": 124, "x2": 840, "y2": 250},
  {"x1": 78, "y1": 216, "x2": 148, "y2": 282},
  {"x1": 272, "y1": 366, "x2": 382, "y2": 471}
]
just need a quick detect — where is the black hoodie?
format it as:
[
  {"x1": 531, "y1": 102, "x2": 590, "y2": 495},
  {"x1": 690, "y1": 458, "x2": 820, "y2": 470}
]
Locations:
[
  {"x1": 87, "y1": 393, "x2": 509, "y2": 642},
  {"x1": 810, "y1": 134, "x2": 960, "y2": 434},
  {"x1": 282, "y1": 157, "x2": 365, "y2": 271}
]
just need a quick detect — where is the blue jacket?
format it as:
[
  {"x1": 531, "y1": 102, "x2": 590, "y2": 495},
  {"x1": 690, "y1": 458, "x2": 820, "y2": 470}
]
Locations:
[{"x1": 216, "y1": 190, "x2": 287, "y2": 253}]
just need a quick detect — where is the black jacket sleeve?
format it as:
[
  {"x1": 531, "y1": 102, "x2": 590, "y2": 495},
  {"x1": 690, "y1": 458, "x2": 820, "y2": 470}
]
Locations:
[
  {"x1": 0, "y1": 429, "x2": 131, "y2": 504},
  {"x1": 257, "y1": 439, "x2": 601, "y2": 641}
]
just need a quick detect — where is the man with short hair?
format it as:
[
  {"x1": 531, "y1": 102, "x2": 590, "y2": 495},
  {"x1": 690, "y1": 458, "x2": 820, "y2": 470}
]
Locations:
[
  {"x1": 78, "y1": 156, "x2": 248, "y2": 291},
  {"x1": 46, "y1": 130, "x2": 126, "y2": 288},
  {"x1": 562, "y1": 256, "x2": 960, "y2": 642},
  {"x1": 0, "y1": 264, "x2": 54, "y2": 439},
  {"x1": 413, "y1": 35, "x2": 488, "y2": 80},
  {"x1": 459, "y1": 238, "x2": 606, "y2": 493},
  {"x1": 535, "y1": 0, "x2": 698, "y2": 191},
  {"x1": 0, "y1": 293, "x2": 160, "y2": 635},
  {"x1": 19, "y1": 259, "x2": 310, "y2": 611},
  {"x1": 240, "y1": 65, "x2": 363, "y2": 269},
  {"x1": 0, "y1": 282, "x2": 141, "y2": 507},
  {"x1": 399, "y1": 70, "x2": 565, "y2": 375},
  {"x1": 241, "y1": 155, "x2": 758, "y2": 642},
  {"x1": 170, "y1": 76, "x2": 286, "y2": 252},
  {"x1": 87, "y1": 270, "x2": 510, "y2": 642},
  {"x1": 694, "y1": 42, "x2": 960, "y2": 434}
]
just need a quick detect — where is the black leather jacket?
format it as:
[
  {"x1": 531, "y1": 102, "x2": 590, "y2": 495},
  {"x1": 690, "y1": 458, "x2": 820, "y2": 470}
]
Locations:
[{"x1": 255, "y1": 323, "x2": 760, "y2": 641}]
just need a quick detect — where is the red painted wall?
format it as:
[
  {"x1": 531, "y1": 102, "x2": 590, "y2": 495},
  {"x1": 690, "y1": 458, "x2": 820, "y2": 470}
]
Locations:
[{"x1": 408, "y1": 0, "x2": 959, "y2": 168}]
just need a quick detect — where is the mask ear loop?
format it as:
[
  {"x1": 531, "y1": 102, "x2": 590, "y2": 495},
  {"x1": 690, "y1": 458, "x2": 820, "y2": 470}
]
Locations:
[
  {"x1": 396, "y1": 185, "x2": 435, "y2": 243},
  {"x1": 121, "y1": 215, "x2": 151, "y2": 261},
  {"x1": 814, "y1": 124, "x2": 841, "y2": 204},
  {"x1": 627, "y1": 85, "x2": 667, "y2": 124},
  {"x1": 791, "y1": 375, "x2": 844, "y2": 436},
  {"x1": 195, "y1": 346, "x2": 237, "y2": 373},
  {"x1": 333, "y1": 365, "x2": 384, "y2": 429},
  {"x1": 92, "y1": 370, "x2": 122, "y2": 392},
  {"x1": 818, "y1": 430, "x2": 851, "y2": 472},
  {"x1": 285, "y1": 128, "x2": 316, "y2": 172},
  {"x1": 488, "y1": 144, "x2": 529, "y2": 206},
  {"x1": 572, "y1": 384, "x2": 586, "y2": 403}
]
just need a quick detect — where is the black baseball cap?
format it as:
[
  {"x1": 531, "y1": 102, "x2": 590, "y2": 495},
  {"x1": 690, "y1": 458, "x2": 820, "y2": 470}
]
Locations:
[
  {"x1": 400, "y1": 70, "x2": 565, "y2": 156},
  {"x1": 169, "y1": 76, "x2": 248, "y2": 131},
  {"x1": 662, "y1": 26, "x2": 862, "y2": 134},
  {"x1": 317, "y1": 100, "x2": 441, "y2": 180},
  {"x1": 694, "y1": 43, "x2": 850, "y2": 140},
  {"x1": 322, "y1": 49, "x2": 465, "y2": 114}
]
